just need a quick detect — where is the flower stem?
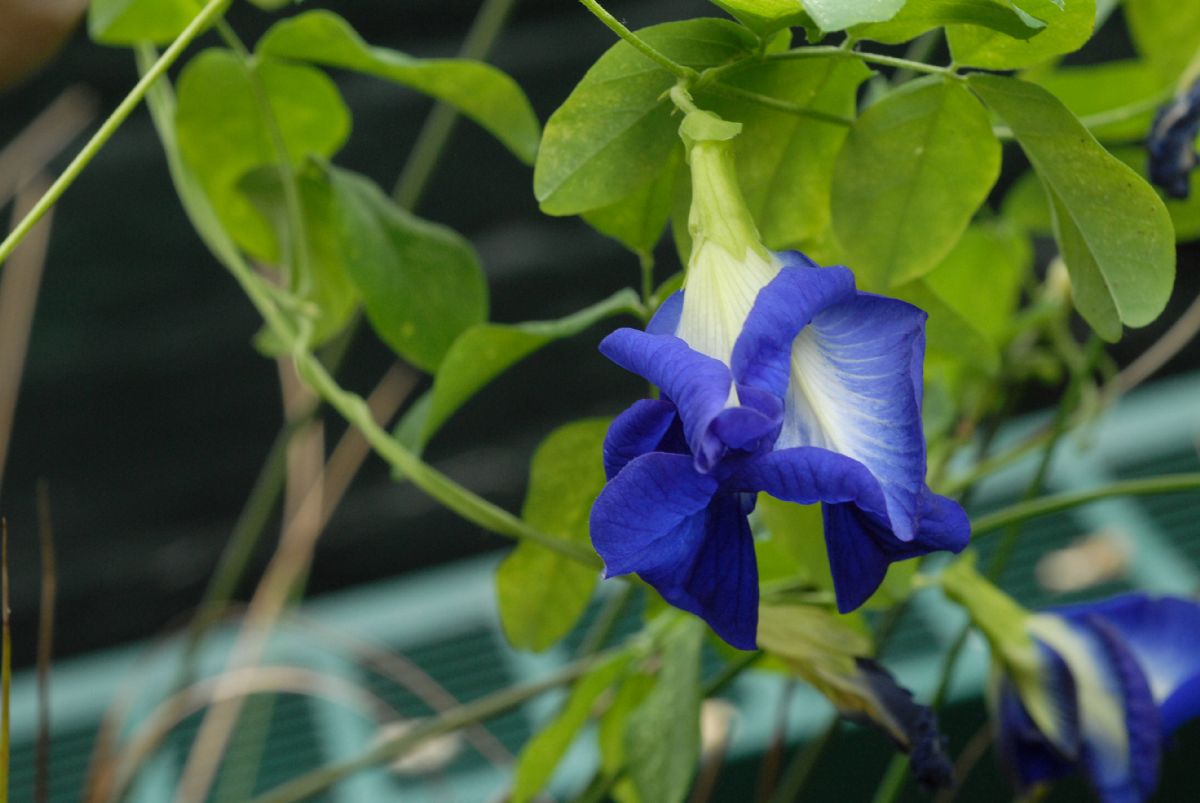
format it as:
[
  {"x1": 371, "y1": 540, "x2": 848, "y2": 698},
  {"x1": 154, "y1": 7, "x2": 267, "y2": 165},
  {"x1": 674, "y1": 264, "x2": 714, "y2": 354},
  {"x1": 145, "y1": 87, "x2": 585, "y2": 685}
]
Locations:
[
  {"x1": 970, "y1": 472, "x2": 1200, "y2": 538},
  {"x1": 0, "y1": 0, "x2": 233, "y2": 273},
  {"x1": 577, "y1": 0, "x2": 697, "y2": 80}
]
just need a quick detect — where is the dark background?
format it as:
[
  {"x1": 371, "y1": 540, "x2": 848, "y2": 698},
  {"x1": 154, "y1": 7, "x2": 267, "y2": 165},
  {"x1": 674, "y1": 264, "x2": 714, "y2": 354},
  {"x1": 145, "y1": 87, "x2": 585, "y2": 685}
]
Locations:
[{"x1": 1, "y1": 0, "x2": 1197, "y2": 676}]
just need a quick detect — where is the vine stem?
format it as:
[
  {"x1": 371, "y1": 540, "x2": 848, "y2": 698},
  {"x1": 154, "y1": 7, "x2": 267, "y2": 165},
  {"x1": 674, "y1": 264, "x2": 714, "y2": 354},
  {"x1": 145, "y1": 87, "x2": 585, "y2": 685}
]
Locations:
[
  {"x1": 577, "y1": 0, "x2": 697, "y2": 80},
  {"x1": 0, "y1": 0, "x2": 234, "y2": 272},
  {"x1": 970, "y1": 472, "x2": 1200, "y2": 538},
  {"x1": 765, "y1": 46, "x2": 960, "y2": 79}
]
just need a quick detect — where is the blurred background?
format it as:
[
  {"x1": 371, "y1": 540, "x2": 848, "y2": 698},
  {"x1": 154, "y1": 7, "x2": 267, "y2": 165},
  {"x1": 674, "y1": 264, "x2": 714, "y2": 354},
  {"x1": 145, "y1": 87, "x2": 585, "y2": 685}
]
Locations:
[{"x1": 2, "y1": 1, "x2": 1200, "y2": 801}]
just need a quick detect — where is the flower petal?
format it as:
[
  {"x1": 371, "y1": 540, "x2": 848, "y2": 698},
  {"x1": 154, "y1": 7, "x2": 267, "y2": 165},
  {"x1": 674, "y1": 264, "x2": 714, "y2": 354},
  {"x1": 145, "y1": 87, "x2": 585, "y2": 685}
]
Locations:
[
  {"x1": 777, "y1": 291, "x2": 929, "y2": 540},
  {"x1": 730, "y1": 261, "x2": 857, "y2": 397},
  {"x1": 726, "y1": 449, "x2": 967, "y2": 611},
  {"x1": 640, "y1": 492, "x2": 760, "y2": 650},
  {"x1": 589, "y1": 452, "x2": 719, "y2": 578},
  {"x1": 994, "y1": 674, "x2": 1076, "y2": 792},
  {"x1": 602, "y1": 399, "x2": 682, "y2": 480},
  {"x1": 647, "y1": 290, "x2": 683, "y2": 336},
  {"x1": 599, "y1": 329, "x2": 779, "y2": 472},
  {"x1": 1056, "y1": 595, "x2": 1200, "y2": 735}
]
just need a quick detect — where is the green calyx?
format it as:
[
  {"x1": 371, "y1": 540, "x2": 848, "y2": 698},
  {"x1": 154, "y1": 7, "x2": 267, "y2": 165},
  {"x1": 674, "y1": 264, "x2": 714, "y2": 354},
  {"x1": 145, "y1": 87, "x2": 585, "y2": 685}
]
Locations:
[
  {"x1": 938, "y1": 554, "x2": 1077, "y2": 754},
  {"x1": 678, "y1": 105, "x2": 770, "y2": 263}
]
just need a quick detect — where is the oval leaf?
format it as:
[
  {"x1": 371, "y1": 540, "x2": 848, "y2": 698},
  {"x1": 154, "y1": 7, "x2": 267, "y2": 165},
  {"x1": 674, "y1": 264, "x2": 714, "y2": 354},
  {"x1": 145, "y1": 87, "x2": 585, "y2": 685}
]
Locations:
[
  {"x1": 970, "y1": 74, "x2": 1175, "y2": 340},
  {"x1": 802, "y1": 0, "x2": 906, "y2": 30},
  {"x1": 175, "y1": 49, "x2": 351, "y2": 261},
  {"x1": 496, "y1": 419, "x2": 610, "y2": 652},
  {"x1": 327, "y1": 167, "x2": 488, "y2": 371},
  {"x1": 89, "y1": 0, "x2": 201, "y2": 45},
  {"x1": 535, "y1": 19, "x2": 758, "y2": 216},
  {"x1": 831, "y1": 77, "x2": 1001, "y2": 289},
  {"x1": 1126, "y1": 0, "x2": 1200, "y2": 80},
  {"x1": 853, "y1": 0, "x2": 1045, "y2": 44},
  {"x1": 948, "y1": 0, "x2": 1094, "y2": 70},
  {"x1": 256, "y1": 10, "x2": 540, "y2": 164}
]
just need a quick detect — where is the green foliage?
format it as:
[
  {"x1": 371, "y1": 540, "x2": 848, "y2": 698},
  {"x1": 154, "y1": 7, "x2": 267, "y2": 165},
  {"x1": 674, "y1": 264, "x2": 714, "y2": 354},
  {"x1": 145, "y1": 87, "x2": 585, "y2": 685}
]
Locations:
[
  {"x1": 707, "y1": 0, "x2": 814, "y2": 35},
  {"x1": 853, "y1": 0, "x2": 1045, "y2": 45},
  {"x1": 971, "y1": 75, "x2": 1175, "y2": 341},
  {"x1": 534, "y1": 19, "x2": 758, "y2": 216},
  {"x1": 326, "y1": 167, "x2": 488, "y2": 371},
  {"x1": 831, "y1": 77, "x2": 1001, "y2": 290},
  {"x1": 397, "y1": 290, "x2": 640, "y2": 451},
  {"x1": 948, "y1": 0, "x2": 1094, "y2": 70},
  {"x1": 512, "y1": 652, "x2": 633, "y2": 802},
  {"x1": 257, "y1": 10, "x2": 540, "y2": 164},
  {"x1": 1030, "y1": 60, "x2": 1170, "y2": 143},
  {"x1": 801, "y1": 0, "x2": 907, "y2": 31},
  {"x1": 175, "y1": 49, "x2": 350, "y2": 263},
  {"x1": 89, "y1": 0, "x2": 202, "y2": 45},
  {"x1": 702, "y1": 56, "x2": 870, "y2": 251},
  {"x1": 1126, "y1": 0, "x2": 1200, "y2": 81},
  {"x1": 496, "y1": 420, "x2": 610, "y2": 652},
  {"x1": 583, "y1": 150, "x2": 683, "y2": 258},
  {"x1": 238, "y1": 167, "x2": 359, "y2": 346},
  {"x1": 624, "y1": 620, "x2": 705, "y2": 803}
]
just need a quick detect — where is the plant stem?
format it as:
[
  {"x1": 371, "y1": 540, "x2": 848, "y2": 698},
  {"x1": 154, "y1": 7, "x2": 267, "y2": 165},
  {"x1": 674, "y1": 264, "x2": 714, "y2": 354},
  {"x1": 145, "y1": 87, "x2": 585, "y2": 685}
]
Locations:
[
  {"x1": 970, "y1": 472, "x2": 1200, "y2": 538},
  {"x1": 250, "y1": 649, "x2": 618, "y2": 803},
  {"x1": 702, "y1": 83, "x2": 855, "y2": 125},
  {"x1": 578, "y1": 0, "x2": 697, "y2": 80},
  {"x1": 0, "y1": 0, "x2": 233, "y2": 272},
  {"x1": 766, "y1": 46, "x2": 959, "y2": 78},
  {"x1": 393, "y1": 0, "x2": 520, "y2": 206},
  {"x1": 869, "y1": 755, "x2": 910, "y2": 803}
]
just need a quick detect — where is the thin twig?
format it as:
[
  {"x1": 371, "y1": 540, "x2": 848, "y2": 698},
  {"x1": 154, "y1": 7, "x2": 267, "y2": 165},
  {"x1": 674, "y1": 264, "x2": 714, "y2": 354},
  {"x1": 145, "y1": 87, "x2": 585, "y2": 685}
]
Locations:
[
  {"x1": 1115, "y1": 290, "x2": 1200, "y2": 395},
  {"x1": 0, "y1": 86, "x2": 97, "y2": 208},
  {"x1": 1, "y1": 518, "x2": 10, "y2": 803},
  {"x1": 35, "y1": 481, "x2": 56, "y2": 803},
  {"x1": 932, "y1": 723, "x2": 994, "y2": 803}
]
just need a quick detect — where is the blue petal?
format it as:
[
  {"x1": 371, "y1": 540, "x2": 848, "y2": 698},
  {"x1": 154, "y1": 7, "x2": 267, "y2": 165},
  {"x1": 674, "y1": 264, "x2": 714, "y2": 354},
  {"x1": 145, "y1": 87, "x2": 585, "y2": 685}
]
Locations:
[
  {"x1": 730, "y1": 262, "x2": 857, "y2": 397},
  {"x1": 640, "y1": 492, "x2": 760, "y2": 650},
  {"x1": 776, "y1": 291, "x2": 930, "y2": 541},
  {"x1": 599, "y1": 329, "x2": 780, "y2": 472},
  {"x1": 725, "y1": 449, "x2": 968, "y2": 611},
  {"x1": 647, "y1": 290, "x2": 683, "y2": 335},
  {"x1": 589, "y1": 452, "x2": 719, "y2": 578},
  {"x1": 1075, "y1": 615, "x2": 1161, "y2": 803},
  {"x1": 1056, "y1": 595, "x2": 1200, "y2": 735},
  {"x1": 994, "y1": 671, "x2": 1076, "y2": 791},
  {"x1": 602, "y1": 399, "x2": 682, "y2": 480}
]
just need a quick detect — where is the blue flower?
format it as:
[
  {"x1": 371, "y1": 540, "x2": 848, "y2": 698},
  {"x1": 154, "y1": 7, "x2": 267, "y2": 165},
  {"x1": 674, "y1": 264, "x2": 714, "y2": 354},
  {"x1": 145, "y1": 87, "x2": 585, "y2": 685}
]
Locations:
[
  {"x1": 588, "y1": 118, "x2": 969, "y2": 648},
  {"x1": 1147, "y1": 78, "x2": 1200, "y2": 199},
  {"x1": 940, "y1": 558, "x2": 1200, "y2": 802},
  {"x1": 990, "y1": 594, "x2": 1200, "y2": 802}
]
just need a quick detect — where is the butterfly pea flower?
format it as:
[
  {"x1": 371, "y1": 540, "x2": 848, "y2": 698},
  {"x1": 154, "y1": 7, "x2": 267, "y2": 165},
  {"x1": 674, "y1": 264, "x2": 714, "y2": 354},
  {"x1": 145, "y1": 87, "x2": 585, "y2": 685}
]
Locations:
[
  {"x1": 941, "y1": 556, "x2": 1200, "y2": 802},
  {"x1": 1147, "y1": 78, "x2": 1200, "y2": 199},
  {"x1": 588, "y1": 110, "x2": 970, "y2": 649}
]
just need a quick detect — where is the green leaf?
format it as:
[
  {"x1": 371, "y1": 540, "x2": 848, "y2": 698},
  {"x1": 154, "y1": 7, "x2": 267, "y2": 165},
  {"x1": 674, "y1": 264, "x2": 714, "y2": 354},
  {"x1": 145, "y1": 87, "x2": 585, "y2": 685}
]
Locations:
[
  {"x1": 1110, "y1": 146, "x2": 1200, "y2": 243},
  {"x1": 1030, "y1": 59, "x2": 1170, "y2": 142},
  {"x1": 496, "y1": 420, "x2": 610, "y2": 652},
  {"x1": 583, "y1": 149, "x2": 682, "y2": 257},
  {"x1": 1126, "y1": 0, "x2": 1200, "y2": 81},
  {"x1": 699, "y1": 56, "x2": 870, "y2": 250},
  {"x1": 625, "y1": 620, "x2": 704, "y2": 803},
  {"x1": 922, "y1": 221, "x2": 1031, "y2": 348},
  {"x1": 948, "y1": 0, "x2": 1094, "y2": 70},
  {"x1": 708, "y1": 0, "x2": 814, "y2": 35},
  {"x1": 756, "y1": 496, "x2": 830, "y2": 588},
  {"x1": 512, "y1": 652, "x2": 632, "y2": 802},
  {"x1": 89, "y1": 0, "x2": 202, "y2": 45},
  {"x1": 854, "y1": 0, "x2": 1045, "y2": 45},
  {"x1": 801, "y1": 0, "x2": 906, "y2": 31},
  {"x1": 831, "y1": 78, "x2": 1001, "y2": 290},
  {"x1": 600, "y1": 671, "x2": 657, "y2": 803},
  {"x1": 395, "y1": 289, "x2": 641, "y2": 451},
  {"x1": 892, "y1": 279, "x2": 1001, "y2": 377},
  {"x1": 175, "y1": 49, "x2": 350, "y2": 262},
  {"x1": 248, "y1": 0, "x2": 296, "y2": 9},
  {"x1": 1001, "y1": 170, "x2": 1053, "y2": 234},
  {"x1": 238, "y1": 167, "x2": 359, "y2": 346},
  {"x1": 970, "y1": 74, "x2": 1175, "y2": 340},
  {"x1": 534, "y1": 19, "x2": 758, "y2": 216},
  {"x1": 257, "y1": 10, "x2": 540, "y2": 164},
  {"x1": 326, "y1": 167, "x2": 488, "y2": 371}
]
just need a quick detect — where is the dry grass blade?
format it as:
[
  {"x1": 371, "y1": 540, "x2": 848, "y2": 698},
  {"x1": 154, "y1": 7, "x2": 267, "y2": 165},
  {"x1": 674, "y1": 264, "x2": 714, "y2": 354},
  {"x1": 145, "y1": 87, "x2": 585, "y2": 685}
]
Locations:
[
  {"x1": 35, "y1": 480, "x2": 56, "y2": 803},
  {"x1": 0, "y1": 85, "x2": 96, "y2": 205},
  {"x1": 174, "y1": 363, "x2": 416, "y2": 801},
  {"x1": 0, "y1": 175, "x2": 53, "y2": 491},
  {"x1": 1, "y1": 518, "x2": 11, "y2": 803}
]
